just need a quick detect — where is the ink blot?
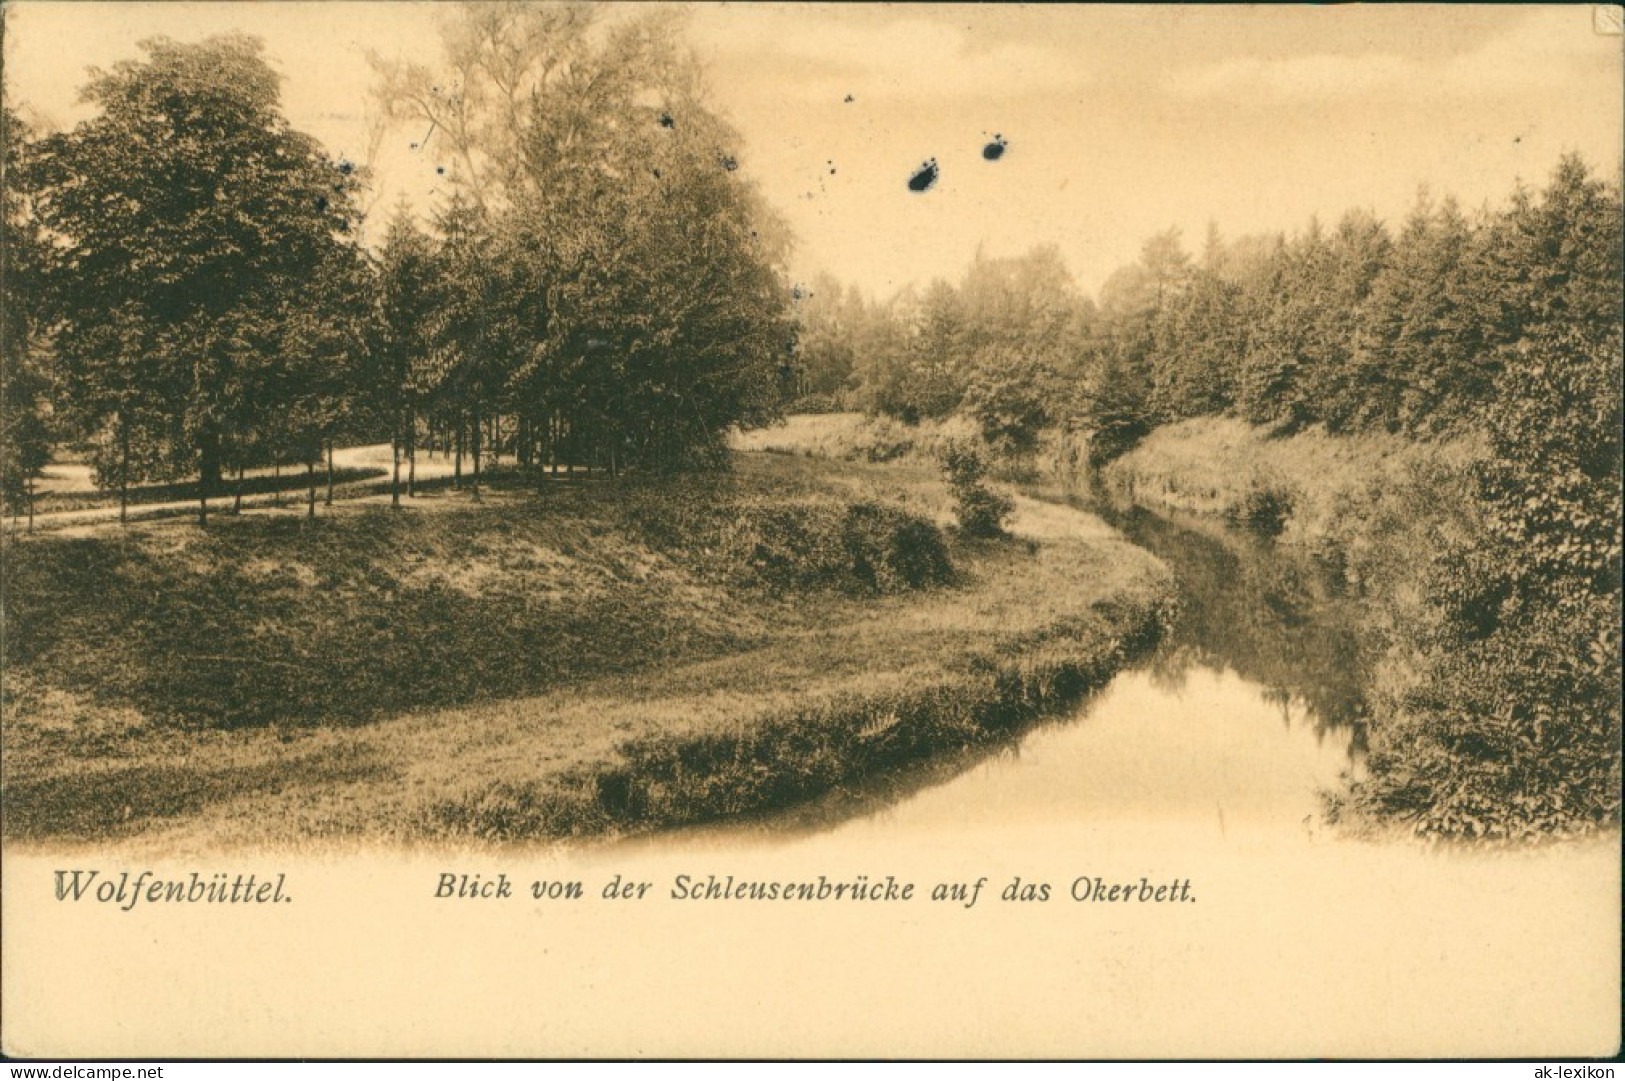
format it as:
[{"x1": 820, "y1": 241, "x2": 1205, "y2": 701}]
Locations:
[
  {"x1": 982, "y1": 134, "x2": 1007, "y2": 161},
  {"x1": 844, "y1": 94, "x2": 855, "y2": 103},
  {"x1": 337, "y1": 160, "x2": 354, "y2": 175},
  {"x1": 719, "y1": 154, "x2": 739, "y2": 172},
  {"x1": 907, "y1": 158, "x2": 939, "y2": 193},
  {"x1": 658, "y1": 112, "x2": 675, "y2": 129}
]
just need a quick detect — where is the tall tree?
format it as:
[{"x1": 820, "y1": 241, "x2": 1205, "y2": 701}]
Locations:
[
  {"x1": 32, "y1": 35, "x2": 364, "y2": 524},
  {"x1": 0, "y1": 102, "x2": 52, "y2": 527},
  {"x1": 374, "y1": 210, "x2": 442, "y2": 505},
  {"x1": 377, "y1": 2, "x2": 790, "y2": 475}
]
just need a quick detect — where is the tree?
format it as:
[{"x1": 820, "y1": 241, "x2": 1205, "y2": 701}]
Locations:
[
  {"x1": 372, "y1": 210, "x2": 442, "y2": 504},
  {"x1": 1, "y1": 102, "x2": 52, "y2": 528},
  {"x1": 1354, "y1": 324, "x2": 1623, "y2": 837},
  {"x1": 788, "y1": 274, "x2": 861, "y2": 406},
  {"x1": 32, "y1": 35, "x2": 365, "y2": 524},
  {"x1": 376, "y1": 2, "x2": 791, "y2": 475}
]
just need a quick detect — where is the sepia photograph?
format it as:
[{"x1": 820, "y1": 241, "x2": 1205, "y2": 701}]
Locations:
[{"x1": 1, "y1": 0, "x2": 1621, "y2": 1062}]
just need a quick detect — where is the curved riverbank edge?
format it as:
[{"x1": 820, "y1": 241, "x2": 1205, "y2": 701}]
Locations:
[{"x1": 426, "y1": 590, "x2": 1174, "y2": 842}]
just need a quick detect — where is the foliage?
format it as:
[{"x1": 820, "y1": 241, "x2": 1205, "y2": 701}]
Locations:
[
  {"x1": 29, "y1": 35, "x2": 366, "y2": 510},
  {"x1": 713, "y1": 499, "x2": 954, "y2": 595},
  {"x1": 1347, "y1": 325, "x2": 1623, "y2": 839},
  {"x1": 941, "y1": 440, "x2": 1014, "y2": 538},
  {"x1": 1, "y1": 105, "x2": 52, "y2": 517},
  {"x1": 373, "y1": 3, "x2": 792, "y2": 474}
]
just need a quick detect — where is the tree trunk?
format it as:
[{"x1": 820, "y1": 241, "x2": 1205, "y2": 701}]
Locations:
[
  {"x1": 454, "y1": 421, "x2": 463, "y2": 490},
  {"x1": 26, "y1": 474, "x2": 34, "y2": 533},
  {"x1": 325, "y1": 440, "x2": 335, "y2": 506},
  {"x1": 407, "y1": 408, "x2": 417, "y2": 498},
  {"x1": 391, "y1": 434, "x2": 401, "y2": 508},
  {"x1": 119, "y1": 420, "x2": 129, "y2": 524},
  {"x1": 272, "y1": 461, "x2": 281, "y2": 507},
  {"x1": 198, "y1": 427, "x2": 224, "y2": 493},
  {"x1": 470, "y1": 408, "x2": 483, "y2": 502},
  {"x1": 233, "y1": 463, "x2": 244, "y2": 515},
  {"x1": 307, "y1": 458, "x2": 317, "y2": 520},
  {"x1": 198, "y1": 490, "x2": 208, "y2": 528}
]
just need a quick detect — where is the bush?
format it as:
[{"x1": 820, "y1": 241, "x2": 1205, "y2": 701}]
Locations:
[
  {"x1": 788, "y1": 390, "x2": 848, "y2": 414},
  {"x1": 1345, "y1": 326, "x2": 1623, "y2": 839},
  {"x1": 941, "y1": 441, "x2": 1014, "y2": 539},
  {"x1": 717, "y1": 499, "x2": 954, "y2": 594},
  {"x1": 1225, "y1": 481, "x2": 1295, "y2": 536}
]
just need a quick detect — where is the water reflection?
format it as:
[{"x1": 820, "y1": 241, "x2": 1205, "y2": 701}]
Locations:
[
  {"x1": 634, "y1": 491, "x2": 1374, "y2": 848},
  {"x1": 1097, "y1": 500, "x2": 1372, "y2": 753}
]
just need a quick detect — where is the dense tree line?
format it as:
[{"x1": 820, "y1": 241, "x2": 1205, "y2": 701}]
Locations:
[
  {"x1": 2, "y1": 3, "x2": 793, "y2": 524},
  {"x1": 804, "y1": 157, "x2": 1620, "y2": 464}
]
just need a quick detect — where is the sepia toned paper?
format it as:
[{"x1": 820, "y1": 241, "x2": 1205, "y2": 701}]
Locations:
[{"x1": 2, "y1": 1, "x2": 1621, "y2": 1061}]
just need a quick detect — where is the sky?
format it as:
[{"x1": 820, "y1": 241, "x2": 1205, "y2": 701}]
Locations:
[{"x1": 5, "y1": 2, "x2": 1623, "y2": 299}]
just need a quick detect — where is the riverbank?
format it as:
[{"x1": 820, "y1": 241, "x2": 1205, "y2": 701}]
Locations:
[
  {"x1": 1102, "y1": 415, "x2": 1621, "y2": 841},
  {"x1": 2, "y1": 449, "x2": 1172, "y2": 851}
]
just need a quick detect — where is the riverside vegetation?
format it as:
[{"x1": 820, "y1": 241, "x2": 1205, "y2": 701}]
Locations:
[
  {"x1": 774, "y1": 158, "x2": 1621, "y2": 842},
  {"x1": 2, "y1": 451, "x2": 1172, "y2": 846}
]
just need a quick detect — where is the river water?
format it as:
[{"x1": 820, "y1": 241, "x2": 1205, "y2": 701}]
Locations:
[{"x1": 657, "y1": 491, "x2": 1373, "y2": 846}]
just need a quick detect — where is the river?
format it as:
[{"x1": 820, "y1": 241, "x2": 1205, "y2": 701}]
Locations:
[{"x1": 575, "y1": 488, "x2": 1620, "y2": 1057}]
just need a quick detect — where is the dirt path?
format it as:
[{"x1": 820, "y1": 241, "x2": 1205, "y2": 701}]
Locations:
[{"x1": 14, "y1": 444, "x2": 469, "y2": 533}]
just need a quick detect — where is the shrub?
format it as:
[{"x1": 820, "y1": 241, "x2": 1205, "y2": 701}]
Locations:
[
  {"x1": 941, "y1": 440, "x2": 1014, "y2": 539},
  {"x1": 1225, "y1": 481, "x2": 1295, "y2": 536},
  {"x1": 1346, "y1": 326, "x2": 1623, "y2": 839},
  {"x1": 716, "y1": 499, "x2": 954, "y2": 594}
]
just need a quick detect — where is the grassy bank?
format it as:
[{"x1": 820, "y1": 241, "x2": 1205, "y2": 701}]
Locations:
[
  {"x1": 1101, "y1": 417, "x2": 1484, "y2": 598},
  {"x1": 2, "y1": 450, "x2": 1171, "y2": 849}
]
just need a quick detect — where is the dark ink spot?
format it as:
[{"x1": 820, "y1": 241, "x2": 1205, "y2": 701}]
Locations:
[
  {"x1": 315, "y1": 195, "x2": 329, "y2": 212},
  {"x1": 791, "y1": 283, "x2": 806, "y2": 302},
  {"x1": 828, "y1": 159, "x2": 837, "y2": 175},
  {"x1": 337, "y1": 160, "x2": 354, "y2": 175},
  {"x1": 658, "y1": 112, "x2": 675, "y2": 129},
  {"x1": 982, "y1": 134, "x2": 1007, "y2": 161},
  {"x1": 907, "y1": 158, "x2": 939, "y2": 193},
  {"x1": 720, "y1": 154, "x2": 739, "y2": 172},
  {"x1": 844, "y1": 94, "x2": 855, "y2": 103},
  {"x1": 652, "y1": 168, "x2": 662, "y2": 179},
  {"x1": 436, "y1": 166, "x2": 446, "y2": 176}
]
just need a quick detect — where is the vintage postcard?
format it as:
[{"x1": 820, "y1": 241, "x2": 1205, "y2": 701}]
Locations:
[{"x1": 1, "y1": 1, "x2": 1620, "y2": 1061}]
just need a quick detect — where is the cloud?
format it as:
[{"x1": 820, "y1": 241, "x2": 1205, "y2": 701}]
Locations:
[
  {"x1": 699, "y1": 10, "x2": 1094, "y2": 103},
  {"x1": 1170, "y1": 8, "x2": 1618, "y2": 102}
]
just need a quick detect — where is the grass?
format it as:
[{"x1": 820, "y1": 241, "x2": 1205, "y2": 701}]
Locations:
[
  {"x1": 2, "y1": 449, "x2": 1172, "y2": 849},
  {"x1": 735, "y1": 412, "x2": 982, "y2": 465}
]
